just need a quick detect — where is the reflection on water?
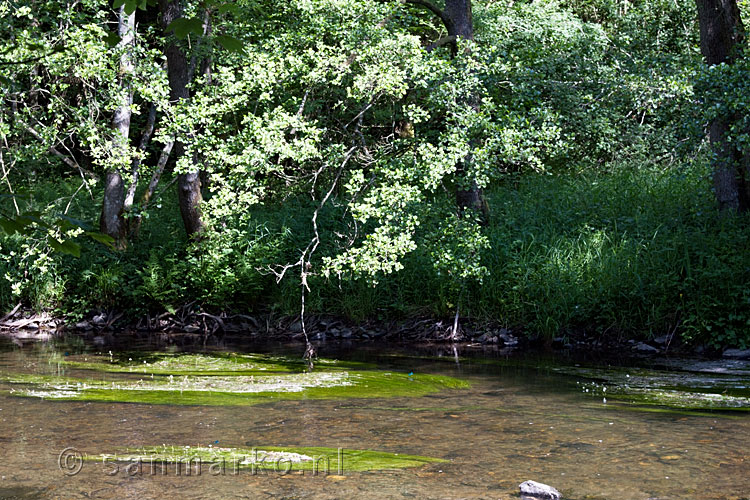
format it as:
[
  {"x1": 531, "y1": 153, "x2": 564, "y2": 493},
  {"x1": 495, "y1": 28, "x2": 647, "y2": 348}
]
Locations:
[{"x1": 0, "y1": 336, "x2": 749, "y2": 499}]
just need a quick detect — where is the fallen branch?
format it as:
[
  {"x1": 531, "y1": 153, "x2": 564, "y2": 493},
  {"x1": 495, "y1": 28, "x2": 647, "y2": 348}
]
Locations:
[{"x1": 0, "y1": 303, "x2": 22, "y2": 323}]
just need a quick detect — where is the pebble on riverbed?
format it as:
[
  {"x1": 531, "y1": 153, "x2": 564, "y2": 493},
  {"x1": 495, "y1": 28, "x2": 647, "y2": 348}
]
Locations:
[{"x1": 519, "y1": 480, "x2": 562, "y2": 500}]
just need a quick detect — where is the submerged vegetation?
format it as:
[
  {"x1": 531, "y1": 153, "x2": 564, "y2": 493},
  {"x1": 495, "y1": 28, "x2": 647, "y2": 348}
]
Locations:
[
  {"x1": 58, "y1": 352, "x2": 375, "y2": 375},
  {"x1": 1, "y1": 0, "x2": 750, "y2": 348},
  {"x1": 558, "y1": 364, "x2": 750, "y2": 410},
  {"x1": 87, "y1": 445, "x2": 446, "y2": 472},
  {"x1": 2, "y1": 352, "x2": 469, "y2": 405}
]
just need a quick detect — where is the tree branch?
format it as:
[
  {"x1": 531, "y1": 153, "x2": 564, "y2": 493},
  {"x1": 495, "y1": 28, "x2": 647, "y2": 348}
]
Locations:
[
  {"x1": 426, "y1": 34, "x2": 457, "y2": 52},
  {"x1": 19, "y1": 120, "x2": 93, "y2": 181},
  {"x1": 402, "y1": 0, "x2": 450, "y2": 28}
]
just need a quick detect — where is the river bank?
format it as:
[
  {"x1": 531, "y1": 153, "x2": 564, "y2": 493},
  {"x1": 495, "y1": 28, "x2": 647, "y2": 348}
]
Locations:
[{"x1": 2, "y1": 305, "x2": 747, "y2": 361}]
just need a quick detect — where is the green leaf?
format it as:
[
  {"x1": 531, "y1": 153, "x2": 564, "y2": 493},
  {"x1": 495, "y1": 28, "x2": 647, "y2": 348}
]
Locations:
[
  {"x1": 47, "y1": 237, "x2": 81, "y2": 257},
  {"x1": 0, "y1": 217, "x2": 25, "y2": 235},
  {"x1": 123, "y1": 0, "x2": 139, "y2": 14},
  {"x1": 104, "y1": 32, "x2": 121, "y2": 48},
  {"x1": 85, "y1": 232, "x2": 116, "y2": 249},
  {"x1": 60, "y1": 239, "x2": 82, "y2": 257},
  {"x1": 0, "y1": 193, "x2": 29, "y2": 200},
  {"x1": 215, "y1": 34, "x2": 244, "y2": 53},
  {"x1": 217, "y1": 3, "x2": 240, "y2": 15},
  {"x1": 112, "y1": 0, "x2": 126, "y2": 8},
  {"x1": 57, "y1": 215, "x2": 92, "y2": 231},
  {"x1": 46, "y1": 237, "x2": 61, "y2": 252},
  {"x1": 167, "y1": 18, "x2": 204, "y2": 39},
  {"x1": 17, "y1": 213, "x2": 51, "y2": 230}
]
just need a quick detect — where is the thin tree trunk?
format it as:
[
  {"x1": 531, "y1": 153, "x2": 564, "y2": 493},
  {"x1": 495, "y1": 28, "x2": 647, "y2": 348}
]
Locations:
[
  {"x1": 444, "y1": 0, "x2": 488, "y2": 220},
  {"x1": 131, "y1": 138, "x2": 174, "y2": 238},
  {"x1": 696, "y1": 0, "x2": 749, "y2": 212},
  {"x1": 158, "y1": 0, "x2": 205, "y2": 238},
  {"x1": 124, "y1": 103, "x2": 157, "y2": 212},
  {"x1": 100, "y1": 6, "x2": 136, "y2": 249}
]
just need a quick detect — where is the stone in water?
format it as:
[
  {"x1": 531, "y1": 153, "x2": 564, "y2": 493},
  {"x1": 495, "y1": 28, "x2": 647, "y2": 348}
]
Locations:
[{"x1": 519, "y1": 480, "x2": 562, "y2": 500}]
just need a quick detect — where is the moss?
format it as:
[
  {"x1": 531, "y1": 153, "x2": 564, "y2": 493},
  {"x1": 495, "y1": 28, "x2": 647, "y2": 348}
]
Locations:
[{"x1": 86, "y1": 445, "x2": 445, "y2": 472}]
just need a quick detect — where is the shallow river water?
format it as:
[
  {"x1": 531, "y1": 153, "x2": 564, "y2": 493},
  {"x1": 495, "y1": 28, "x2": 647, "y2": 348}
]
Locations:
[{"x1": 0, "y1": 336, "x2": 748, "y2": 500}]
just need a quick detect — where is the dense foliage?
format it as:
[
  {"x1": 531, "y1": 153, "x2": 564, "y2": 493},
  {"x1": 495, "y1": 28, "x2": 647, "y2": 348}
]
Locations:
[{"x1": 1, "y1": 0, "x2": 749, "y2": 348}]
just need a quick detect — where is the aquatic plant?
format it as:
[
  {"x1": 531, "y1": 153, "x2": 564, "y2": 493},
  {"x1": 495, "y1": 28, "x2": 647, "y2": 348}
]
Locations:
[
  {"x1": 57, "y1": 352, "x2": 374, "y2": 376},
  {"x1": 558, "y1": 365, "x2": 750, "y2": 411},
  {"x1": 87, "y1": 445, "x2": 445, "y2": 472},
  {"x1": 3, "y1": 353, "x2": 469, "y2": 406}
]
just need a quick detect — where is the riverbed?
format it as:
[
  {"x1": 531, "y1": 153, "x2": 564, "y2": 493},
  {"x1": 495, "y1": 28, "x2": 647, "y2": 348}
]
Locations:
[{"x1": 0, "y1": 336, "x2": 748, "y2": 499}]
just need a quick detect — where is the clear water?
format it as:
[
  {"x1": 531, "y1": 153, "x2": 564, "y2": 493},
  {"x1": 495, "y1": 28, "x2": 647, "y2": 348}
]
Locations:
[{"x1": 0, "y1": 336, "x2": 748, "y2": 500}]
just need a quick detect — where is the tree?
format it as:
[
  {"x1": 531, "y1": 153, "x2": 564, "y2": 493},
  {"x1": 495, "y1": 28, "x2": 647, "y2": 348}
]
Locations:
[
  {"x1": 158, "y1": 0, "x2": 205, "y2": 237},
  {"x1": 406, "y1": 0, "x2": 488, "y2": 220},
  {"x1": 100, "y1": 6, "x2": 136, "y2": 249},
  {"x1": 695, "y1": 0, "x2": 749, "y2": 212}
]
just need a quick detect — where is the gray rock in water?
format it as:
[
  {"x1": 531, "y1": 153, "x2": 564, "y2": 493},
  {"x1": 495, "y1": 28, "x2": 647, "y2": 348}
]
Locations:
[
  {"x1": 652, "y1": 335, "x2": 670, "y2": 345},
  {"x1": 634, "y1": 342, "x2": 659, "y2": 353},
  {"x1": 75, "y1": 321, "x2": 93, "y2": 331},
  {"x1": 723, "y1": 348, "x2": 750, "y2": 360},
  {"x1": 519, "y1": 480, "x2": 562, "y2": 500}
]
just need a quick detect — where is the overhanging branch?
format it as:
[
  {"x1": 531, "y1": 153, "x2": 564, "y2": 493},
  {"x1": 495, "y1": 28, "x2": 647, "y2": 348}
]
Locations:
[{"x1": 402, "y1": 0, "x2": 451, "y2": 28}]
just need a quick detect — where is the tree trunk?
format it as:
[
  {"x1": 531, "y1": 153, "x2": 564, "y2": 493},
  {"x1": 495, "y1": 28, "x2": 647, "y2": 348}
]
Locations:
[
  {"x1": 443, "y1": 0, "x2": 488, "y2": 220},
  {"x1": 100, "y1": 6, "x2": 135, "y2": 249},
  {"x1": 124, "y1": 103, "x2": 157, "y2": 213},
  {"x1": 158, "y1": 0, "x2": 205, "y2": 238},
  {"x1": 696, "y1": 0, "x2": 749, "y2": 212},
  {"x1": 444, "y1": 0, "x2": 472, "y2": 47}
]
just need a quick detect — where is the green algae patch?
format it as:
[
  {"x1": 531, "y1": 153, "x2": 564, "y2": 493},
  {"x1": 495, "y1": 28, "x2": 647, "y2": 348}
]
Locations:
[
  {"x1": 600, "y1": 387, "x2": 750, "y2": 411},
  {"x1": 57, "y1": 352, "x2": 374, "y2": 377},
  {"x1": 86, "y1": 445, "x2": 445, "y2": 472},
  {"x1": 556, "y1": 365, "x2": 750, "y2": 411},
  {"x1": 4, "y1": 369, "x2": 469, "y2": 406}
]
